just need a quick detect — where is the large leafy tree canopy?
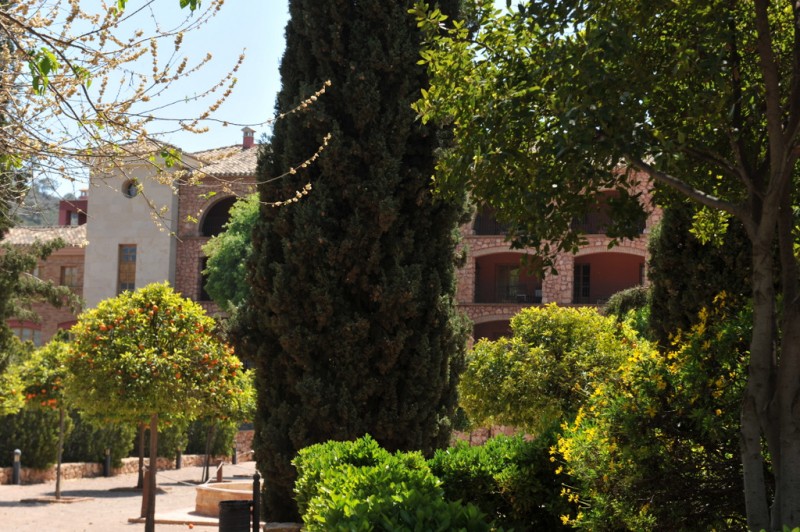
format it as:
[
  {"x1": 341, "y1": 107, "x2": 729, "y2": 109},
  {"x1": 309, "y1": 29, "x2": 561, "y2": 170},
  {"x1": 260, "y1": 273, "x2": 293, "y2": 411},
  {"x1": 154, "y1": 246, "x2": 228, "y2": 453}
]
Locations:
[
  {"x1": 65, "y1": 282, "x2": 243, "y2": 423},
  {"x1": 415, "y1": 0, "x2": 800, "y2": 528}
]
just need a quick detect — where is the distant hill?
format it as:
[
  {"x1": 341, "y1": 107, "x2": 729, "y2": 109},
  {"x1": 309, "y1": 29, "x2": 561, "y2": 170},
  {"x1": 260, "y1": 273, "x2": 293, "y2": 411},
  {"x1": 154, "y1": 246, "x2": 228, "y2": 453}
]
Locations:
[{"x1": 13, "y1": 182, "x2": 74, "y2": 227}]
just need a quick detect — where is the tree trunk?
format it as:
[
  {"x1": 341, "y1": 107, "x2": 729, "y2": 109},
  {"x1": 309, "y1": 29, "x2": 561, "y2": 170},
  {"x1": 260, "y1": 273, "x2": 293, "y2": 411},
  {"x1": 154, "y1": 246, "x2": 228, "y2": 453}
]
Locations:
[
  {"x1": 741, "y1": 236, "x2": 777, "y2": 531},
  {"x1": 144, "y1": 413, "x2": 158, "y2": 532},
  {"x1": 136, "y1": 422, "x2": 145, "y2": 489},
  {"x1": 202, "y1": 422, "x2": 217, "y2": 483},
  {"x1": 55, "y1": 406, "x2": 65, "y2": 499},
  {"x1": 776, "y1": 310, "x2": 800, "y2": 528}
]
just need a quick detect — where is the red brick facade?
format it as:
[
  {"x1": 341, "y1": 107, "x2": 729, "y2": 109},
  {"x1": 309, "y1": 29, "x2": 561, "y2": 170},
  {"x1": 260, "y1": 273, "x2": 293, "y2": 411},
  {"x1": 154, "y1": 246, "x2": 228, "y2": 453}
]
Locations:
[
  {"x1": 174, "y1": 174, "x2": 256, "y2": 315},
  {"x1": 456, "y1": 173, "x2": 662, "y2": 341}
]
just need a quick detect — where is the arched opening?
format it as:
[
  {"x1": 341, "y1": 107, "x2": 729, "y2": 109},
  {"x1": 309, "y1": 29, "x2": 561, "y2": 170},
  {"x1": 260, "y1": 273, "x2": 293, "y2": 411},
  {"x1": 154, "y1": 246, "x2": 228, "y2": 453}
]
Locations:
[
  {"x1": 573, "y1": 252, "x2": 645, "y2": 305},
  {"x1": 474, "y1": 252, "x2": 542, "y2": 304},
  {"x1": 473, "y1": 320, "x2": 512, "y2": 342},
  {"x1": 201, "y1": 196, "x2": 237, "y2": 237}
]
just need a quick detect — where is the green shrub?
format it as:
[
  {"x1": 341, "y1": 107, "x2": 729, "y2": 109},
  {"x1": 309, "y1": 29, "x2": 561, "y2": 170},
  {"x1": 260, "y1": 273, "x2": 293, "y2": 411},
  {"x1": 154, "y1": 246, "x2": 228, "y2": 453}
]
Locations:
[
  {"x1": 558, "y1": 295, "x2": 748, "y2": 530},
  {"x1": 603, "y1": 285, "x2": 650, "y2": 320},
  {"x1": 0, "y1": 407, "x2": 64, "y2": 468},
  {"x1": 295, "y1": 435, "x2": 497, "y2": 531},
  {"x1": 459, "y1": 304, "x2": 632, "y2": 433},
  {"x1": 185, "y1": 418, "x2": 239, "y2": 457},
  {"x1": 62, "y1": 411, "x2": 136, "y2": 467},
  {"x1": 429, "y1": 433, "x2": 570, "y2": 530}
]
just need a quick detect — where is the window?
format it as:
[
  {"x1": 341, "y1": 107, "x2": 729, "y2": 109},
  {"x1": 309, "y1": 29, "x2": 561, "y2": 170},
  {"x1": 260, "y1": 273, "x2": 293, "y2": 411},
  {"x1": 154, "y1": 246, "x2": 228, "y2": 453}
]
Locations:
[
  {"x1": 199, "y1": 257, "x2": 211, "y2": 301},
  {"x1": 69, "y1": 211, "x2": 80, "y2": 226},
  {"x1": 573, "y1": 263, "x2": 591, "y2": 304},
  {"x1": 496, "y1": 265, "x2": 521, "y2": 303},
  {"x1": 122, "y1": 179, "x2": 140, "y2": 198},
  {"x1": 118, "y1": 244, "x2": 137, "y2": 294},
  {"x1": 11, "y1": 324, "x2": 42, "y2": 346},
  {"x1": 201, "y1": 196, "x2": 236, "y2": 237},
  {"x1": 60, "y1": 266, "x2": 79, "y2": 288}
]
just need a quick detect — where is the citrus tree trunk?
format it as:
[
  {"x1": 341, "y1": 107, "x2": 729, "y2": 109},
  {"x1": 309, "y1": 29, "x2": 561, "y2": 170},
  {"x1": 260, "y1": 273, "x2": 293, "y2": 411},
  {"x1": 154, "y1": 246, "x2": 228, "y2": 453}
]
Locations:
[
  {"x1": 55, "y1": 406, "x2": 65, "y2": 499},
  {"x1": 136, "y1": 422, "x2": 145, "y2": 489},
  {"x1": 144, "y1": 413, "x2": 158, "y2": 532}
]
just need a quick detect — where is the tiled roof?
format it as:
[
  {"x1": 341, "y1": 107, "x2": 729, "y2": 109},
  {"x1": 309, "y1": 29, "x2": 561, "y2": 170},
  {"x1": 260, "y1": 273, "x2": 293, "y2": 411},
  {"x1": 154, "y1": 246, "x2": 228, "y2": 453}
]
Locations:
[
  {"x1": 194, "y1": 147, "x2": 258, "y2": 177},
  {"x1": 191, "y1": 144, "x2": 243, "y2": 163},
  {"x1": 2, "y1": 224, "x2": 88, "y2": 247}
]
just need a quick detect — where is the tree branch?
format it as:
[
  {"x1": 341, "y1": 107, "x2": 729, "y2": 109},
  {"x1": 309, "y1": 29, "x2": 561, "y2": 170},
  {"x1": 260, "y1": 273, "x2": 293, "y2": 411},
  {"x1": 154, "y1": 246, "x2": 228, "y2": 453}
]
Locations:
[{"x1": 624, "y1": 154, "x2": 750, "y2": 224}]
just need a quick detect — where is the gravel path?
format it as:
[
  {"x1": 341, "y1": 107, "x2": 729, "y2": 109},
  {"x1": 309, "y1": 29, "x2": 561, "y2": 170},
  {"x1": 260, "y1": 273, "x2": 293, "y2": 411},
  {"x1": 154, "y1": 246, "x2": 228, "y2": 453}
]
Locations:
[{"x1": 0, "y1": 461, "x2": 258, "y2": 531}]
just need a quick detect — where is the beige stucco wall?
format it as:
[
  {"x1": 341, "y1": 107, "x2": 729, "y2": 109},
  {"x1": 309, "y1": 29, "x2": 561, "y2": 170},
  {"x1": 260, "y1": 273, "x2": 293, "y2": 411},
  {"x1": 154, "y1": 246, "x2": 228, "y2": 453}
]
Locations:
[{"x1": 83, "y1": 159, "x2": 183, "y2": 308}]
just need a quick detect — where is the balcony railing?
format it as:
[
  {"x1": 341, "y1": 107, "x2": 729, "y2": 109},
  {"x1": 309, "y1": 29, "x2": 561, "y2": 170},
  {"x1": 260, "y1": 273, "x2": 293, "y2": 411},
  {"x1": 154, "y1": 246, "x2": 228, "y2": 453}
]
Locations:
[
  {"x1": 473, "y1": 212, "x2": 508, "y2": 235},
  {"x1": 476, "y1": 282, "x2": 542, "y2": 304}
]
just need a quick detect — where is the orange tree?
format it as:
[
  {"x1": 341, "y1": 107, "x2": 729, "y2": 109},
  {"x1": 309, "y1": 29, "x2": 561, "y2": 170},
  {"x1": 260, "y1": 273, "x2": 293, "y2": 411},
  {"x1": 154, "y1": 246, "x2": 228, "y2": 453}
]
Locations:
[
  {"x1": 13, "y1": 340, "x2": 69, "y2": 497},
  {"x1": 64, "y1": 282, "x2": 244, "y2": 532}
]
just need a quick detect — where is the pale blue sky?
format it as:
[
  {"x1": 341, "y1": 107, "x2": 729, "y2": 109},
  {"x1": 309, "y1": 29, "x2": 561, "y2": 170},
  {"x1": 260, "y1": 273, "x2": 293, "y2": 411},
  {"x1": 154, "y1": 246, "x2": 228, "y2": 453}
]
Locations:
[{"x1": 155, "y1": 0, "x2": 290, "y2": 152}]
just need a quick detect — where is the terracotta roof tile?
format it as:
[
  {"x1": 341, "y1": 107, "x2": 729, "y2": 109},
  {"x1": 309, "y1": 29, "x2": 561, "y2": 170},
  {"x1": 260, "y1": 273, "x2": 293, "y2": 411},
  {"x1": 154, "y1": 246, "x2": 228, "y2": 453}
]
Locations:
[
  {"x1": 2, "y1": 225, "x2": 88, "y2": 247},
  {"x1": 195, "y1": 147, "x2": 258, "y2": 177}
]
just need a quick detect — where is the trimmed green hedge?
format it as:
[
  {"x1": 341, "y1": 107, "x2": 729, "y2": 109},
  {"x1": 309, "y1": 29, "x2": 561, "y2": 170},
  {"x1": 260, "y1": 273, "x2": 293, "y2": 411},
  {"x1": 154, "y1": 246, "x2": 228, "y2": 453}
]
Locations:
[
  {"x1": 294, "y1": 435, "x2": 497, "y2": 531},
  {"x1": 429, "y1": 433, "x2": 570, "y2": 531}
]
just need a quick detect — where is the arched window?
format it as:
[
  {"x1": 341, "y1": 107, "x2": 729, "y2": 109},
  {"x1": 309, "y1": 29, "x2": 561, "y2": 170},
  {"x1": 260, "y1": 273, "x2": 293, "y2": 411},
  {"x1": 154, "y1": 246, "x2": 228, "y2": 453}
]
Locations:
[{"x1": 201, "y1": 196, "x2": 237, "y2": 237}]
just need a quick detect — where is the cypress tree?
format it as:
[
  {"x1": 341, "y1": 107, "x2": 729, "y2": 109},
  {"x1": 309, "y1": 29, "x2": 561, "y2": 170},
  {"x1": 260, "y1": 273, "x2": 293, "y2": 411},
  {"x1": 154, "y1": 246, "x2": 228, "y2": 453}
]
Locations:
[
  {"x1": 648, "y1": 199, "x2": 751, "y2": 347},
  {"x1": 238, "y1": 0, "x2": 468, "y2": 520}
]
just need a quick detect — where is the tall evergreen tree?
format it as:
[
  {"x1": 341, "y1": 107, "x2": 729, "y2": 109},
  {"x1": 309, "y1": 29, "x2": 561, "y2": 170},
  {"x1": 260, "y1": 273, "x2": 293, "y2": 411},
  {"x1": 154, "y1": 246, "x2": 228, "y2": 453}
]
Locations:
[
  {"x1": 648, "y1": 199, "x2": 751, "y2": 347},
  {"x1": 237, "y1": 0, "x2": 468, "y2": 520}
]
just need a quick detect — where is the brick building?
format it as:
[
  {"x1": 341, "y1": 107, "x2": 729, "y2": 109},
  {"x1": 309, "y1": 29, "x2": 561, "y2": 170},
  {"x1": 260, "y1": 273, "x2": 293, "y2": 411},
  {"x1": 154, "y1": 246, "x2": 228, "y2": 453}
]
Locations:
[
  {"x1": 3, "y1": 128, "x2": 659, "y2": 345},
  {"x1": 457, "y1": 176, "x2": 661, "y2": 340},
  {"x1": 2, "y1": 195, "x2": 88, "y2": 345}
]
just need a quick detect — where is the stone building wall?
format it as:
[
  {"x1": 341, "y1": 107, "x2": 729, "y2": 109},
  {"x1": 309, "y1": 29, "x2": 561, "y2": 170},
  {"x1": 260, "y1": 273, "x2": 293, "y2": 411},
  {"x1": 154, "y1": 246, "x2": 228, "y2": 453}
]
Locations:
[{"x1": 31, "y1": 245, "x2": 85, "y2": 340}]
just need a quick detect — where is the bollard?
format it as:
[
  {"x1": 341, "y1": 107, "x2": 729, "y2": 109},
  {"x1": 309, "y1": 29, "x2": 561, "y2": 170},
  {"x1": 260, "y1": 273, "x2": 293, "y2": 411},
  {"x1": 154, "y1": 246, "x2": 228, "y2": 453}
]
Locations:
[
  {"x1": 252, "y1": 472, "x2": 260, "y2": 532},
  {"x1": 103, "y1": 448, "x2": 111, "y2": 477},
  {"x1": 176, "y1": 450, "x2": 182, "y2": 470},
  {"x1": 232, "y1": 446, "x2": 238, "y2": 465},
  {"x1": 12, "y1": 449, "x2": 21, "y2": 485},
  {"x1": 216, "y1": 462, "x2": 224, "y2": 483}
]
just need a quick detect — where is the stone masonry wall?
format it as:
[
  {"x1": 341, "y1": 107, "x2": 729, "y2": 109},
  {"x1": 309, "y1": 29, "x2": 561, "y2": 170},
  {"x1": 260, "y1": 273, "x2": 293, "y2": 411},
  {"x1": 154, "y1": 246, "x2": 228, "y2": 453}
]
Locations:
[
  {"x1": 455, "y1": 172, "x2": 662, "y2": 336},
  {"x1": 175, "y1": 175, "x2": 254, "y2": 307},
  {"x1": 19, "y1": 245, "x2": 85, "y2": 344}
]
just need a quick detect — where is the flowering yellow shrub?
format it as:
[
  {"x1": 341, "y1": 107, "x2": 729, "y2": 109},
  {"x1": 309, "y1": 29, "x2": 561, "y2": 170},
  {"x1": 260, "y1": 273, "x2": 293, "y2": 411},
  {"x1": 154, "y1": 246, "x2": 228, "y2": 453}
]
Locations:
[{"x1": 557, "y1": 294, "x2": 749, "y2": 530}]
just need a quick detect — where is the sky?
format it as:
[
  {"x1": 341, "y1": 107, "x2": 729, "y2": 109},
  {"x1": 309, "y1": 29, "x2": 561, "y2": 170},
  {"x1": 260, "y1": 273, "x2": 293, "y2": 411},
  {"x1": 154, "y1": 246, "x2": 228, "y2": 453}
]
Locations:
[
  {"x1": 150, "y1": 0, "x2": 291, "y2": 152},
  {"x1": 55, "y1": 0, "x2": 510, "y2": 195}
]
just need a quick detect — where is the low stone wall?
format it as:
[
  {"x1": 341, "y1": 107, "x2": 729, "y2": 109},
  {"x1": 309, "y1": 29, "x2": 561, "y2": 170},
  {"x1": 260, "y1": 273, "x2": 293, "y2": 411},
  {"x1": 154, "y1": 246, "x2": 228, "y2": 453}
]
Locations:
[{"x1": 0, "y1": 429, "x2": 255, "y2": 485}]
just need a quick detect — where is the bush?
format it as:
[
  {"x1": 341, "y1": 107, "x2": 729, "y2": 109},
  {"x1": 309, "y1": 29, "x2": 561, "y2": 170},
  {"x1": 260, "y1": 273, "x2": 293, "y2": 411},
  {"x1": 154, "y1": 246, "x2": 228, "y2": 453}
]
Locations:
[
  {"x1": 429, "y1": 433, "x2": 570, "y2": 530},
  {"x1": 185, "y1": 418, "x2": 239, "y2": 457},
  {"x1": 603, "y1": 285, "x2": 650, "y2": 320},
  {"x1": 132, "y1": 421, "x2": 189, "y2": 460},
  {"x1": 459, "y1": 304, "x2": 633, "y2": 433},
  {"x1": 294, "y1": 435, "x2": 497, "y2": 531},
  {"x1": 0, "y1": 407, "x2": 64, "y2": 468},
  {"x1": 558, "y1": 294, "x2": 748, "y2": 530},
  {"x1": 62, "y1": 411, "x2": 136, "y2": 467}
]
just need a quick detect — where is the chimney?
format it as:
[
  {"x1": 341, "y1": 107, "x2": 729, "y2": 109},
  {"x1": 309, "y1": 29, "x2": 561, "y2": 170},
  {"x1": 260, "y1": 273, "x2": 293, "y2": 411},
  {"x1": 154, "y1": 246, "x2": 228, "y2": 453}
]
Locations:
[{"x1": 242, "y1": 127, "x2": 255, "y2": 149}]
